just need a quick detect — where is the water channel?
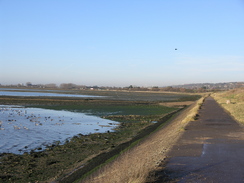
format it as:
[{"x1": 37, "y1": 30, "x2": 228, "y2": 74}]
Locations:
[{"x1": 0, "y1": 90, "x2": 104, "y2": 98}]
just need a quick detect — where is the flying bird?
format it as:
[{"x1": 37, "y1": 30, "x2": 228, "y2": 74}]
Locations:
[{"x1": 175, "y1": 48, "x2": 177, "y2": 50}]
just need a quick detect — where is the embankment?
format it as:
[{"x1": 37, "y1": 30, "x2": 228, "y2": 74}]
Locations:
[
  {"x1": 77, "y1": 97, "x2": 206, "y2": 183},
  {"x1": 57, "y1": 109, "x2": 183, "y2": 183}
]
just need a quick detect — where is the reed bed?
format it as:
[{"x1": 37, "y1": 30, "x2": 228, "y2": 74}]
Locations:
[{"x1": 81, "y1": 97, "x2": 206, "y2": 183}]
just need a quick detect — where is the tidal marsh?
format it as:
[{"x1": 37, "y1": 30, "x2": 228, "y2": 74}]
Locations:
[{"x1": 0, "y1": 90, "x2": 201, "y2": 182}]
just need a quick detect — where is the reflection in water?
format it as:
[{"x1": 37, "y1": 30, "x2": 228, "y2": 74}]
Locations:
[{"x1": 0, "y1": 105, "x2": 118, "y2": 154}]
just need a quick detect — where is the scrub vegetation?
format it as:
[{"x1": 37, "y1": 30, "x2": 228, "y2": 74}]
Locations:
[{"x1": 212, "y1": 88, "x2": 244, "y2": 124}]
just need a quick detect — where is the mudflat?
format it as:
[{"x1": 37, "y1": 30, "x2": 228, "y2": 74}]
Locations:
[{"x1": 155, "y1": 96, "x2": 244, "y2": 182}]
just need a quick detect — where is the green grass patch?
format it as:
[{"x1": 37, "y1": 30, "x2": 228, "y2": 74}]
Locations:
[{"x1": 39, "y1": 104, "x2": 177, "y2": 116}]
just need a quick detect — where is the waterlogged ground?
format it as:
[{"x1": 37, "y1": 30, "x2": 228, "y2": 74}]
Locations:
[
  {"x1": 0, "y1": 90, "x2": 105, "y2": 98},
  {"x1": 0, "y1": 105, "x2": 118, "y2": 154}
]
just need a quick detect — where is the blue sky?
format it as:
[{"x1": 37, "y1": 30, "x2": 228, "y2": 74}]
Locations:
[{"x1": 1, "y1": 0, "x2": 244, "y2": 87}]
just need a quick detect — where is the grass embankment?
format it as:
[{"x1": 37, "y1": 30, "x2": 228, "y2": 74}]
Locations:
[
  {"x1": 212, "y1": 88, "x2": 244, "y2": 124},
  {"x1": 81, "y1": 96, "x2": 206, "y2": 183}
]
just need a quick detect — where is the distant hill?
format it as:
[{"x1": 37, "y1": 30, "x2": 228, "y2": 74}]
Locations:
[{"x1": 171, "y1": 82, "x2": 244, "y2": 90}]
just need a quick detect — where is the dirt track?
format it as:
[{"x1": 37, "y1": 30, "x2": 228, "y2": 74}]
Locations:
[{"x1": 155, "y1": 96, "x2": 244, "y2": 182}]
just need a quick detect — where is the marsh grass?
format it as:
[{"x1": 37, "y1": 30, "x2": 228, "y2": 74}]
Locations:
[
  {"x1": 41, "y1": 103, "x2": 177, "y2": 117},
  {"x1": 212, "y1": 88, "x2": 244, "y2": 124},
  {"x1": 81, "y1": 97, "x2": 206, "y2": 183}
]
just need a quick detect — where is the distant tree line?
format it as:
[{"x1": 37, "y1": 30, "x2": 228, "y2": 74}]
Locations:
[{"x1": 1, "y1": 82, "x2": 243, "y2": 93}]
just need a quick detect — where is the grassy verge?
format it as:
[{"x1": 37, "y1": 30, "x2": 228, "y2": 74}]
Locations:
[
  {"x1": 81, "y1": 96, "x2": 206, "y2": 183},
  {"x1": 212, "y1": 88, "x2": 244, "y2": 124},
  {"x1": 180, "y1": 95, "x2": 206, "y2": 123}
]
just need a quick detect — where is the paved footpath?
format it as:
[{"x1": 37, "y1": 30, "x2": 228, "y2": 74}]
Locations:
[{"x1": 156, "y1": 96, "x2": 244, "y2": 183}]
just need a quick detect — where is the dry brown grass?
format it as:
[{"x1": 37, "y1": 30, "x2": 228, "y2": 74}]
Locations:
[
  {"x1": 159, "y1": 101, "x2": 195, "y2": 107},
  {"x1": 81, "y1": 97, "x2": 206, "y2": 183},
  {"x1": 212, "y1": 88, "x2": 244, "y2": 124}
]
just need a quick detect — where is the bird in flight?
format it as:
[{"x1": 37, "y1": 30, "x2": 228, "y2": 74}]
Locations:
[{"x1": 175, "y1": 48, "x2": 177, "y2": 50}]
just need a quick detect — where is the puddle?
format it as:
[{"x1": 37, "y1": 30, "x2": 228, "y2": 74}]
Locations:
[
  {"x1": 0, "y1": 105, "x2": 118, "y2": 154},
  {"x1": 201, "y1": 144, "x2": 208, "y2": 157}
]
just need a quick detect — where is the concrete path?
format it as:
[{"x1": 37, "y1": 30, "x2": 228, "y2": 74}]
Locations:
[{"x1": 155, "y1": 97, "x2": 244, "y2": 183}]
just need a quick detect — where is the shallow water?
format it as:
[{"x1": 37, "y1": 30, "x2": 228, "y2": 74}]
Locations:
[
  {"x1": 0, "y1": 105, "x2": 118, "y2": 154},
  {"x1": 0, "y1": 90, "x2": 104, "y2": 98}
]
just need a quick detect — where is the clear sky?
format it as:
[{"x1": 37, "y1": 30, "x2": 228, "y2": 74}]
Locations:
[{"x1": 1, "y1": 0, "x2": 244, "y2": 87}]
